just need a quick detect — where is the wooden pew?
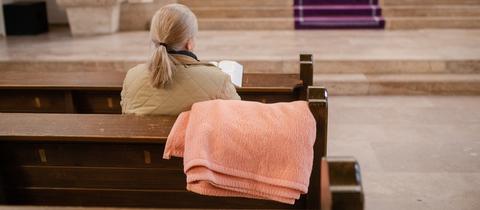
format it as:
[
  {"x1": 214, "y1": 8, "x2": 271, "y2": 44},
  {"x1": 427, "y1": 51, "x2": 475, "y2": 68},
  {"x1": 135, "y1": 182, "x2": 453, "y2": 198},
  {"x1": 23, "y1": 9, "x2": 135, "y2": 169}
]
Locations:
[
  {"x1": 0, "y1": 87, "x2": 363, "y2": 210},
  {"x1": 0, "y1": 159, "x2": 362, "y2": 210},
  {"x1": 0, "y1": 55, "x2": 314, "y2": 114}
]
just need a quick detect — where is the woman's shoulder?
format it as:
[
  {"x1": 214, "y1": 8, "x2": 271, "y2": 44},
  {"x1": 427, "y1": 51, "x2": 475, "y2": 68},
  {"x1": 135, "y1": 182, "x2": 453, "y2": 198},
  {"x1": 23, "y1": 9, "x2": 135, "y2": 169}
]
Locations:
[
  {"x1": 127, "y1": 63, "x2": 148, "y2": 75},
  {"x1": 123, "y1": 63, "x2": 150, "y2": 86}
]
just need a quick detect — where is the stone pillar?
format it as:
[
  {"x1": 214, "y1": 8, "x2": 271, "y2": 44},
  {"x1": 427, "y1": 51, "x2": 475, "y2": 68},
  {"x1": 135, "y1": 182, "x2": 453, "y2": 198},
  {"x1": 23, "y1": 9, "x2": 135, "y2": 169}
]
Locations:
[{"x1": 57, "y1": 0, "x2": 125, "y2": 36}]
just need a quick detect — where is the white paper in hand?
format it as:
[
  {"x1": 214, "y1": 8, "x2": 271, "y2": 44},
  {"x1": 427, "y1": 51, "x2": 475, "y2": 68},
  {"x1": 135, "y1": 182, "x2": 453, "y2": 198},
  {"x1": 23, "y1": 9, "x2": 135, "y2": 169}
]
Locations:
[{"x1": 211, "y1": 60, "x2": 243, "y2": 87}]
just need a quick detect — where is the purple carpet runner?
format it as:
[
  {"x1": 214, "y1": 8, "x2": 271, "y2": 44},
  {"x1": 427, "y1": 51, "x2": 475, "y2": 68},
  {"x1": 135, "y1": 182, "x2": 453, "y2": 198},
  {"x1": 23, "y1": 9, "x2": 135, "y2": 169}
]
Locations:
[{"x1": 294, "y1": 0, "x2": 385, "y2": 29}]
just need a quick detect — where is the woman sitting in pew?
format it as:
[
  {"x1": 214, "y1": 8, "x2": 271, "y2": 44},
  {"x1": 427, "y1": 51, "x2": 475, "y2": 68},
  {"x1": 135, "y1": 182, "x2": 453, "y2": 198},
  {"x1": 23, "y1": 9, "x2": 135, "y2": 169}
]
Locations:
[{"x1": 121, "y1": 4, "x2": 240, "y2": 115}]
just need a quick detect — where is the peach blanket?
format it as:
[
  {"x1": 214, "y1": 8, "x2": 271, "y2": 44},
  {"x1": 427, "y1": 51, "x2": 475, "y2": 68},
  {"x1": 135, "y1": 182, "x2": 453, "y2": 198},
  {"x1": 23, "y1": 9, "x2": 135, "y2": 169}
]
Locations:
[{"x1": 163, "y1": 100, "x2": 316, "y2": 204}]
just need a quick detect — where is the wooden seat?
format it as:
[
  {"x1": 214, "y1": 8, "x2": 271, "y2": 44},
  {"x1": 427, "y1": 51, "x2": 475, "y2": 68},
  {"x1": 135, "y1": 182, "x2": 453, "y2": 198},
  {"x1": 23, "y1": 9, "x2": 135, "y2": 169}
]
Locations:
[{"x1": 0, "y1": 55, "x2": 314, "y2": 114}]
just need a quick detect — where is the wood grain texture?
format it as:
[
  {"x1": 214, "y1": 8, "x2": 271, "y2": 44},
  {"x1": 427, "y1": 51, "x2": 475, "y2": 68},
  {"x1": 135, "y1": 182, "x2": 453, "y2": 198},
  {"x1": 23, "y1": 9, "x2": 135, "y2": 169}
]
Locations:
[
  {"x1": 0, "y1": 113, "x2": 175, "y2": 143},
  {"x1": 0, "y1": 71, "x2": 302, "y2": 93}
]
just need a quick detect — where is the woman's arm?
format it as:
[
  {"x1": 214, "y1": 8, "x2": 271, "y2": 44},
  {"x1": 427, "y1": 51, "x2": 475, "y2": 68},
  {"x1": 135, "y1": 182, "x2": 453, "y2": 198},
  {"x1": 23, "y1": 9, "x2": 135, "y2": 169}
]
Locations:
[{"x1": 218, "y1": 75, "x2": 241, "y2": 100}]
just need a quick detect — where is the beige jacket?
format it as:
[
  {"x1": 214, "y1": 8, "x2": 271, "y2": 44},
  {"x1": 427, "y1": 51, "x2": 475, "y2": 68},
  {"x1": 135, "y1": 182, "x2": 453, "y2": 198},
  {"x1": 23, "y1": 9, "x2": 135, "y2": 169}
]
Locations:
[{"x1": 121, "y1": 54, "x2": 241, "y2": 115}]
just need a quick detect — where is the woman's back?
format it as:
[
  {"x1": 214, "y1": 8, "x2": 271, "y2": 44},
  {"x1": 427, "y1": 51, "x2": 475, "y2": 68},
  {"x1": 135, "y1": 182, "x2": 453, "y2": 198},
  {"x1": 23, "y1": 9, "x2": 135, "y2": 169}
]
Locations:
[
  {"x1": 120, "y1": 4, "x2": 240, "y2": 115},
  {"x1": 121, "y1": 54, "x2": 240, "y2": 115}
]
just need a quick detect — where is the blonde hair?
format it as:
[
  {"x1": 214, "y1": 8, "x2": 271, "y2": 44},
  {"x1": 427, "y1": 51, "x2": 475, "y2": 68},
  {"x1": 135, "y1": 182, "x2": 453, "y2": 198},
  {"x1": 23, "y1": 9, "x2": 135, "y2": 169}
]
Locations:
[{"x1": 148, "y1": 4, "x2": 198, "y2": 88}]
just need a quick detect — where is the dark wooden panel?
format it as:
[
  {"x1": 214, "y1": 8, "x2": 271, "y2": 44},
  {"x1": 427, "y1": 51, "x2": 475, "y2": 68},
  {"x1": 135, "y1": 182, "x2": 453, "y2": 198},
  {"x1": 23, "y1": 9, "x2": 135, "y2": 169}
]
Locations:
[
  {"x1": 329, "y1": 161, "x2": 359, "y2": 186},
  {"x1": 0, "y1": 174, "x2": 5, "y2": 204},
  {"x1": 73, "y1": 91, "x2": 121, "y2": 114},
  {"x1": 0, "y1": 142, "x2": 181, "y2": 168},
  {"x1": 327, "y1": 157, "x2": 364, "y2": 210},
  {"x1": 240, "y1": 93, "x2": 299, "y2": 103},
  {"x1": 3, "y1": 166, "x2": 185, "y2": 190},
  {"x1": 0, "y1": 113, "x2": 175, "y2": 143},
  {"x1": 0, "y1": 90, "x2": 67, "y2": 113},
  {"x1": 7, "y1": 188, "x2": 303, "y2": 209},
  {"x1": 0, "y1": 70, "x2": 305, "y2": 114},
  {"x1": 0, "y1": 206, "x2": 241, "y2": 210},
  {"x1": 331, "y1": 191, "x2": 363, "y2": 210},
  {"x1": 71, "y1": 91, "x2": 300, "y2": 114},
  {"x1": 299, "y1": 54, "x2": 313, "y2": 100},
  {"x1": 306, "y1": 87, "x2": 328, "y2": 210}
]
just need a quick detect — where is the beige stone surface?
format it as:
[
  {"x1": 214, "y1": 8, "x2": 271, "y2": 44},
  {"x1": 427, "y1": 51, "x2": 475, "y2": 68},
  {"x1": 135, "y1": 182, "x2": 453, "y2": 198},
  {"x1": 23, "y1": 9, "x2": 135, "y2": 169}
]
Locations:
[
  {"x1": 56, "y1": 0, "x2": 123, "y2": 7},
  {"x1": 381, "y1": 0, "x2": 480, "y2": 6},
  {"x1": 191, "y1": 7, "x2": 292, "y2": 19},
  {"x1": 316, "y1": 74, "x2": 480, "y2": 95},
  {"x1": 120, "y1": 0, "x2": 177, "y2": 31},
  {"x1": 383, "y1": 6, "x2": 480, "y2": 17},
  {"x1": 387, "y1": 17, "x2": 480, "y2": 30},
  {"x1": 0, "y1": 28, "x2": 479, "y2": 95},
  {"x1": 66, "y1": 5, "x2": 121, "y2": 36},
  {"x1": 174, "y1": 0, "x2": 293, "y2": 30},
  {"x1": 58, "y1": 0, "x2": 124, "y2": 36},
  {"x1": 0, "y1": 28, "x2": 479, "y2": 65},
  {"x1": 178, "y1": 0, "x2": 293, "y2": 7},
  {"x1": 382, "y1": 0, "x2": 480, "y2": 29},
  {"x1": 328, "y1": 95, "x2": 480, "y2": 210}
]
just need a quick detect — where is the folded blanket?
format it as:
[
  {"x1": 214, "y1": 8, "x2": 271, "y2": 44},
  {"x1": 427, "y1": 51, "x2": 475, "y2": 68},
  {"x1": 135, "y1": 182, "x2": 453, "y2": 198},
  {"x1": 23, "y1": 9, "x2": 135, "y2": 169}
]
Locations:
[{"x1": 163, "y1": 100, "x2": 316, "y2": 204}]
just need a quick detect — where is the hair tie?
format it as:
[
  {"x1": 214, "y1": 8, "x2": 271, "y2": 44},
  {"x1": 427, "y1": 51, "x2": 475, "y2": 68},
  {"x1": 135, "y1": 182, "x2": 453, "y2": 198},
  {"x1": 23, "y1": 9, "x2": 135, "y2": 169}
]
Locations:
[{"x1": 157, "y1": 42, "x2": 168, "y2": 48}]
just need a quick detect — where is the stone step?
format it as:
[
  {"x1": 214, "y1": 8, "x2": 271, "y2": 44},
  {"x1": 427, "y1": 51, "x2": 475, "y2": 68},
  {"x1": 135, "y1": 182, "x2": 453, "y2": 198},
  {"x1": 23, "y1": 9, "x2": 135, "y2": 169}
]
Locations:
[
  {"x1": 198, "y1": 18, "x2": 294, "y2": 30},
  {"x1": 381, "y1": 0, "x2": 480, "y2": 6},
  {"x1": 191, "y1": 7, "x2": 292, "y2": 18},
  {"x1": 386, "y1": 17, "x2": 480, "y2": 29},
  {"x1": 383, "y1": 6, "x2": 480, "y2": 17},
  {"x1": 178, "y1": 0, "x2": 292, "y2": 7},
  {"x1": 315, "y1": 73, "x2": 480, "y2": 95}
]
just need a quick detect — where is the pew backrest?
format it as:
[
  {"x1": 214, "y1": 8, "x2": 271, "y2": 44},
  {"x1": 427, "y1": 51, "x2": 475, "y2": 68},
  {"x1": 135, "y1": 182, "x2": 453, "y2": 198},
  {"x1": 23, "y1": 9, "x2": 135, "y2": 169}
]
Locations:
[{"x1": 0, "y1": 55, "x2": 313, "y2": 114}]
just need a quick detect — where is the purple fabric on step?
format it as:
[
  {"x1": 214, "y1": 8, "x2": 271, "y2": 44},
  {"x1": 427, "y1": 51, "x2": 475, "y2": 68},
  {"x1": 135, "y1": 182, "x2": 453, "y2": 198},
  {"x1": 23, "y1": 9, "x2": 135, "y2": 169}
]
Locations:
[
  {"x1": 295, "y1": 0, "x2": 379, "y2": 5},
  {"x1": 294, "y1": 0, "x2": 385, "y2": 29}
]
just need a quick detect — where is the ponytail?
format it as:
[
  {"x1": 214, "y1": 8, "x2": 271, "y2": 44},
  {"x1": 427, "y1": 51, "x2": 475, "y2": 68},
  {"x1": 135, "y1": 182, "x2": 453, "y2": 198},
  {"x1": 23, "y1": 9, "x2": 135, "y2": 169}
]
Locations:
[
  {"x1": 148, "y1": 4, "x2": 198, "y2": 89},
  {"x1": 149, "y1": 44, "x2": 175, "y2": 88}
]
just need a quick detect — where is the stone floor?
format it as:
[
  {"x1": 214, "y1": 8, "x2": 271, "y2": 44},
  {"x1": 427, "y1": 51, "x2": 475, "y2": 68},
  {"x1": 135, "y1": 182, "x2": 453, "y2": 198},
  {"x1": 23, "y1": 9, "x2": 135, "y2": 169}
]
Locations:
[
  {"x1": 1, "y1": 28, "x2": 479, "y2": 62},
  {"x1": 329, "y1": 96, "x2": 480, "y2": 210}
]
